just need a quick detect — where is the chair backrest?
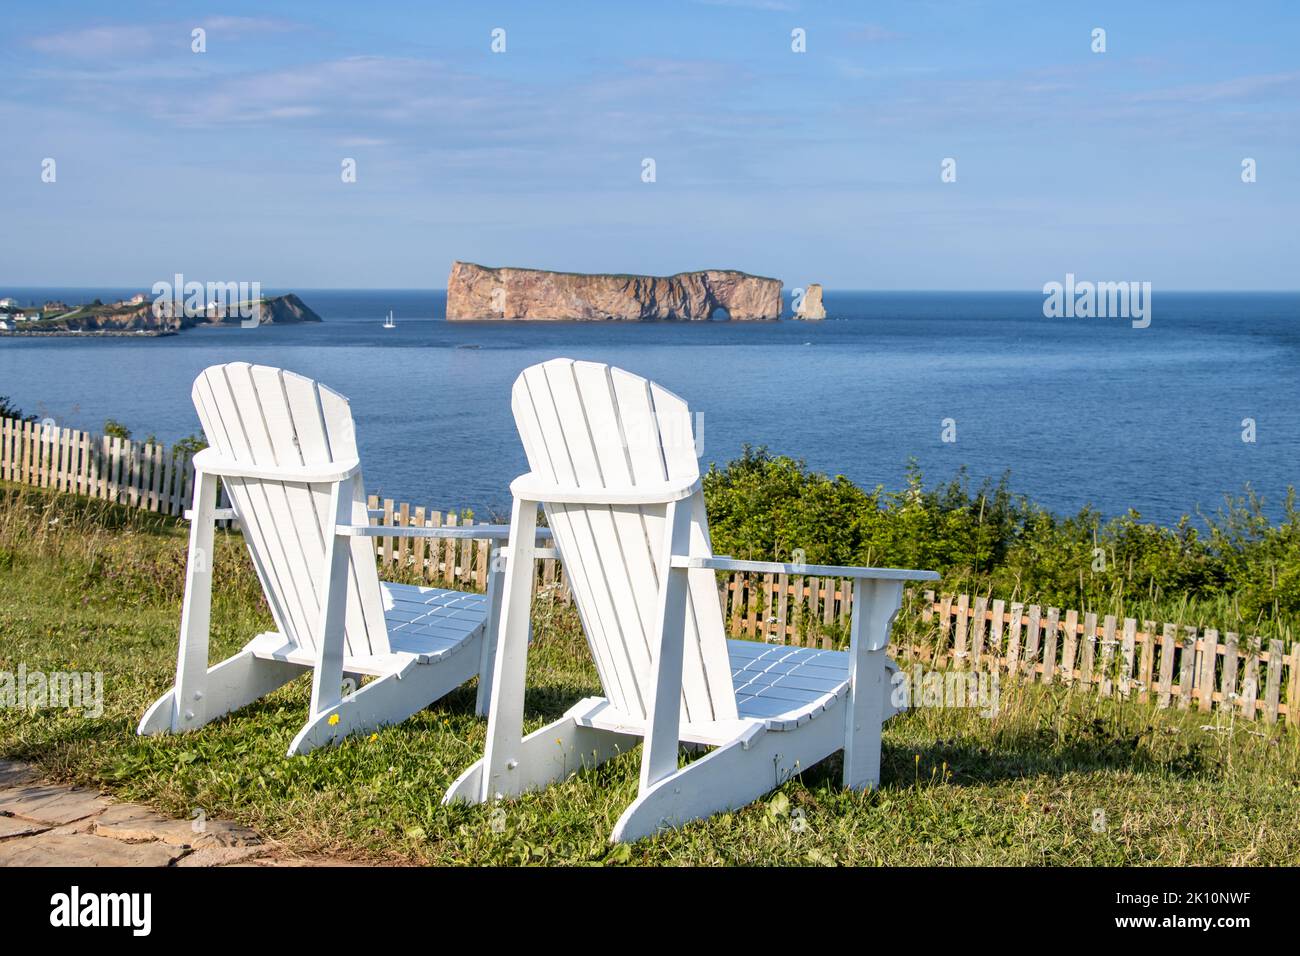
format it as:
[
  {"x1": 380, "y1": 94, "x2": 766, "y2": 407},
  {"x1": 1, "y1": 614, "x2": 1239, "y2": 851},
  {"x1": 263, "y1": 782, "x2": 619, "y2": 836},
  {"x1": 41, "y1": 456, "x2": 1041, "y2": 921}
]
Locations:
[
  {"x1": 511, "y1": 358, "x2": 738, "y2": 725},
  {"x1": 191, "y1": 362, "x2": 389, "y2": 658}
]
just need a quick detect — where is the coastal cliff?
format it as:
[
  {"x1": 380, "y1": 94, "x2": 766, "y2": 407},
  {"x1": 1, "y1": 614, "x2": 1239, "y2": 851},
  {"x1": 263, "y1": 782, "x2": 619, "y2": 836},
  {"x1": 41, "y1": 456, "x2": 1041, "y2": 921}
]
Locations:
[{"x1": 445, "y1": 261, "x2": 782, "y2": 321}]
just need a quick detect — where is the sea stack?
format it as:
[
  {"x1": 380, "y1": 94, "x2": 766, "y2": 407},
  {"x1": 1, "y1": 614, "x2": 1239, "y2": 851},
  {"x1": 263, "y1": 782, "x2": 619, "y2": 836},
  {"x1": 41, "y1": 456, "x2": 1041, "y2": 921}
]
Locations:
[
  {"x1": 795, "y1": 283, "x2": 827, "y2": 320},
  {"x1": 445, "y1": 261, "x2": 782, "y2": 321}
]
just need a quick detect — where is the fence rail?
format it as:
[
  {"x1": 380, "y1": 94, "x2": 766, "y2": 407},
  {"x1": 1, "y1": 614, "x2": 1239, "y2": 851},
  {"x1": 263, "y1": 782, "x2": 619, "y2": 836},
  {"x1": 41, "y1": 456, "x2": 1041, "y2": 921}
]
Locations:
[{"x1": 4, "y1": 416, "x2": 1296, "y2": 729}]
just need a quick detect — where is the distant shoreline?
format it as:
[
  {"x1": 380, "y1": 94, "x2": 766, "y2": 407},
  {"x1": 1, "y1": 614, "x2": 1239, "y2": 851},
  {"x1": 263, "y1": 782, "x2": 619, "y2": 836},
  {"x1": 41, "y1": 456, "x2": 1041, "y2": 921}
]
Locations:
[{"x1": 0, "y1": 328, "x2": 176, "y2": 338}]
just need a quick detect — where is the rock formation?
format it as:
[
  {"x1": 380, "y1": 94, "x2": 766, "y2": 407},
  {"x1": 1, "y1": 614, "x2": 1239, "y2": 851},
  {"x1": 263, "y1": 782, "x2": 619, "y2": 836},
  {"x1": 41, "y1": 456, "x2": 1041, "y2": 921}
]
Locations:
[
  {"x1": 445, "y1": 261, "x2": 782, "y2": 321},
  {"x1": 794, "y1": 283, "x2": 826, "y2": 320}
]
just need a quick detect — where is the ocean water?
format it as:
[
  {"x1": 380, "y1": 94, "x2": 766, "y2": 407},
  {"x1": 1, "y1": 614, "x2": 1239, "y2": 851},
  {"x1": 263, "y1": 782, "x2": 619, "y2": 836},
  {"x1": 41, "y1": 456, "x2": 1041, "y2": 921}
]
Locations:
[{"x1": 1, "y1": 288, "x2": 1296, "y2": 525}]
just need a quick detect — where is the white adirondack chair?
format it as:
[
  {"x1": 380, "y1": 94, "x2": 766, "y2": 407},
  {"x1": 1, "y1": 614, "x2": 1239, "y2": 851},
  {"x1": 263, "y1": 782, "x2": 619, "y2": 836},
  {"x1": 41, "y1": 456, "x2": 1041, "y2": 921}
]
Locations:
[
  {"x1": 138, "y1": 362, "x2": 523, "y2": 756},
  {"x1": 445, "y1": 358, "x2": 939, "y2": 842}
]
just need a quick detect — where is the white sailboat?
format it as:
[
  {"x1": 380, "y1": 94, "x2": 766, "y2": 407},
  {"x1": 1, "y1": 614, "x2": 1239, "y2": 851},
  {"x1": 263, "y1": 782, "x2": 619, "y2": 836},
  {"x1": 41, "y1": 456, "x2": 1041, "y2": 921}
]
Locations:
[{"x1": 382, "y1": 310, "x2": 396, "y2": 329}]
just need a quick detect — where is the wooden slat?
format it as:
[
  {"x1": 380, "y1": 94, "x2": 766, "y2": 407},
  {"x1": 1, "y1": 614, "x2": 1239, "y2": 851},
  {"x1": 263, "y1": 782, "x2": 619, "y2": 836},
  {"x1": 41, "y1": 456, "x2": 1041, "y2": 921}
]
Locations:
[
  {"x1": 989, "y1": 598, "x2": 1005, "y2": 661},
  {"x1": 1023, "y1": 605, "x2": 1041, "y2": 679},
  {"x1": 1099, "y1": 615, "x2": 1117, "y2": 696},
  {"x1": 1221, "y1": 632, "x2": 1240, "y2": 714},
  {"x1": 1119, "y1": 618, "x2": 1136, "y2": 698},
  {"x1": 1061, "y1": 608, "x2": 1079, "y2": 686},
  {"x1": 151, "y1": 442, "x2": 165, "y2": 511},
  {"x1": 1157, "y1": 623, "x2": 1176, "y2": 708},
  {"x1": 1289, "y1": 643, "x2": 1300, "y2": 728},
  {"x1": 458, "y1": 519, "x2": 472, "y2": 588},
  {"x1": 759, "y1": 574, "x2": 769, "y2": 642},
  {"x1": 1042, "y1": 607, "x2": 1059, "y2": 684},
  {"x1": 1264, "y1": 639, "x2": 1284, "y2": 725},
  {"x1": 775, "y1": 573, "x2": 789, "y2": 644},
  {"x1": 1138, "y1": 620, "x2": 1156, "y2": 702},
  {"x1": 971, "y1": 596, "x2": 988, "y2": 668},
  {"x1": 1080, "y1": 611, "x2": 1098, "y2": 688},
  {"x1": 953, "y1": 593, "x2": 970, "y2": 669},
  {"x1": 1242, "y1": 636, "x2": 1261, "y2": 720},
  {"x1": 396, "y1": 501, "x2": 410, "y2": 572},
  {"x1": 475, "y1": 529, "x2": 488, "y2": 590},
  {"x1": 427, "y1": 510, "x2": 444, "y2": 581},
  {"x1": 1198, "y1": 628, "x2": 1218, "y2": 713},
  {"x1": 1178, "y1": 627, "x2": 1197, "y2": 710},
  {"x1": 382, "y1": 499, "x2": 395, "y2": 568},
  {"x1": 412, "y1": 506, "x2": 427, "y2": 580},
  {"x1": 1006, "y1": 602, "x2": 1024, "y2": 676},
  {"x1": 442, "y1": 512, "x2": 457, "y2": 585}
]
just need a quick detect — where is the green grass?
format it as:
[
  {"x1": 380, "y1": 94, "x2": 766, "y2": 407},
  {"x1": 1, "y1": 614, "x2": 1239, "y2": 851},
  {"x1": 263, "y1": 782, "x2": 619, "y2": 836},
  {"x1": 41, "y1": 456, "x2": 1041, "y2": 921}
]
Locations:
[{"x1": 1, "y1": 482, "x2": 1298, "y2": 865}]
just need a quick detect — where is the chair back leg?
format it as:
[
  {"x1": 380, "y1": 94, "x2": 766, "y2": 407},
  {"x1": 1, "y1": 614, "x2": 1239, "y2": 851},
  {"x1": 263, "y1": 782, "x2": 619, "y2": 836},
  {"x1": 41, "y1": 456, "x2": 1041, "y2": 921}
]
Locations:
[{"x1": 172, "y1": 470, "x2": 219, "y2": 731}]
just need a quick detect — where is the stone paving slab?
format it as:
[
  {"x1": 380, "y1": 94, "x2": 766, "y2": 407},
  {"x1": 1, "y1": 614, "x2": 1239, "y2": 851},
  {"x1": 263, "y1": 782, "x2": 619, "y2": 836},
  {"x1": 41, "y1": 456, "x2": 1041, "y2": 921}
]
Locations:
[
  {"x1": 0, "y1": 832, "x2": 187, "y2": 867},
  {"x1": 0, "y1": 759, "x2": 333, "y2": 867},
  {"x1": 0, "y1": 784, "x2": 112, "y2": 825},
  {"x1": 91, "y1": 803, "x2": 262, "y2": 848},
  {"x1": 0, "y1": 815, "x2": 50, "y2": 839}
]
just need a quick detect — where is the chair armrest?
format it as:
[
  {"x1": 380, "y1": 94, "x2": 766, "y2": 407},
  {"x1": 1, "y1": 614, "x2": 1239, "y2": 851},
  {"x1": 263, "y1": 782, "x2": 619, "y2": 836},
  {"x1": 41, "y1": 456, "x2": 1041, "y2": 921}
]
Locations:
[
  {"x1": 509, "y1": 473, "x2": 701, "y2": 505},
  {"x1": 671, "y1": 555, "x2": 939, "y2": 582},
  {"x1": 192, "y1": 448, "x2": 361, "y2": 483}
]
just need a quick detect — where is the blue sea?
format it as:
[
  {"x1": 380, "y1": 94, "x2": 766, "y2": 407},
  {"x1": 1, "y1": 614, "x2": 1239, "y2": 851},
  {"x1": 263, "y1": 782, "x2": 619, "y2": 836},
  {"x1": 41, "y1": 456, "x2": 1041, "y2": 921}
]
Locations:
[{"x1": 1, "y1": 288, "x2": 1296, "y2": 526}]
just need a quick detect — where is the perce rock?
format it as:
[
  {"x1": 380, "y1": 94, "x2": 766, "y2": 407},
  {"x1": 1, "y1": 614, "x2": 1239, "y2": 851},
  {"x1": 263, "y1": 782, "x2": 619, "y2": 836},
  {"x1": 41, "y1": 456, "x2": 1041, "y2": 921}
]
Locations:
[
  {"x1": 445, "y1": 261, "x2": 782, "y2": 321},
  {"x1": 795, "y1": 283, "x2": 826, "y2": 320}
]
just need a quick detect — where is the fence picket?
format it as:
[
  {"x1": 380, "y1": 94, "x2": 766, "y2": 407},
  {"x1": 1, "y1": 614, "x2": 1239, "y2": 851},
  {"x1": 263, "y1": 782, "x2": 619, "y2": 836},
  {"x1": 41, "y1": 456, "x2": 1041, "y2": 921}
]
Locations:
[
  {"x1": 1265, "y1": 639, "x2": 1284, "y2": 725},
  {"x1": 1199, "y1": 628, "x2": 1218, "y2": 713},
  {"x1": 1178, "y1": 627, "x2": 1197, "y2": 710}
]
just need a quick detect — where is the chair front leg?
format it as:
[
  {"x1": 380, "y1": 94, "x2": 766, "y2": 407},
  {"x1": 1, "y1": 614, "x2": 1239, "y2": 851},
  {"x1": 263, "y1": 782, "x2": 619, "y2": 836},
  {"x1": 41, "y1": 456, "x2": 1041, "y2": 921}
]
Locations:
[
  {"x1": 639, "y1": 498, "x2": 693, "y2": 794},
  {"x1": 479, "y1": 496, "x2": 538, "y2": 801},
  {"x1": 309, "y1": 477, "x2": 354, "y2": 720},
  {"x1": 843, "y1": 577, "x2": 904, "y2": 790},
  {"x1": 172, "y1": 470, "x2": 219, "y2": 731}
]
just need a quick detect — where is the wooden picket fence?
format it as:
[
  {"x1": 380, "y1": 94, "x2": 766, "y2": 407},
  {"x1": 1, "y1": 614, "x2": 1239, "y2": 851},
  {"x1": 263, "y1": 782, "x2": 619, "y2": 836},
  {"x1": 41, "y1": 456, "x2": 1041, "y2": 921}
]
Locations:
[
  {"x1": 923, "y1": 592, "x2": 1299, "y2": 727},
  {"x1": 5, "y1": 415, "x2": 1296, "y2": 729},
  {"x1": 0, "y1": 417, "x2": 211, "y2": 517}
]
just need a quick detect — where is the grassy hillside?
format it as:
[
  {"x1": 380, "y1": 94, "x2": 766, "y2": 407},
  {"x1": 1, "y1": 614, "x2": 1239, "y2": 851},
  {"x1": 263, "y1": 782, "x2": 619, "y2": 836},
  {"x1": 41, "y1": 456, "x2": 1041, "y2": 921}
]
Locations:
[{"x1": 1, "y1": 482, "x2": 1297, "y2": 865}]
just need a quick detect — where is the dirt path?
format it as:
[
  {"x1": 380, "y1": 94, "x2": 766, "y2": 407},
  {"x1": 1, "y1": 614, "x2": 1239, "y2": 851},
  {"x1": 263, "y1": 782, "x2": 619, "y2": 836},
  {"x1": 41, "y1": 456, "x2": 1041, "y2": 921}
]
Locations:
[{"x1": 0, "y1": 759, "x2": 339, "y2": 866}]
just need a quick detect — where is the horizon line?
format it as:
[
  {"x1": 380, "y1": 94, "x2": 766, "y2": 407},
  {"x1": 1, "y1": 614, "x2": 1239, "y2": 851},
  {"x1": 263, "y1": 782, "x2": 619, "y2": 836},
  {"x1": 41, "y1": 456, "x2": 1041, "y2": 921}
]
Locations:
[{"x1": 3, "y1": 285, "x2": 1299, "y2": 295}]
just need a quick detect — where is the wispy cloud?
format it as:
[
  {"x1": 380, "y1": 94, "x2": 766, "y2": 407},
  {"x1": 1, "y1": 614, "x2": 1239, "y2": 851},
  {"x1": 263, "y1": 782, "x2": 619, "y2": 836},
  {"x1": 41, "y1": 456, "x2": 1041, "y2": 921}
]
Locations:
[
  {"x1": 1129, "y1": 71, "x2": 1300, "y2": 103},
  {"x1": 28, "y1": 16, "x2": 301, "y2": 59},
  {"x1": 29, "y1": 25, "x2": 157, "y2": 58}
]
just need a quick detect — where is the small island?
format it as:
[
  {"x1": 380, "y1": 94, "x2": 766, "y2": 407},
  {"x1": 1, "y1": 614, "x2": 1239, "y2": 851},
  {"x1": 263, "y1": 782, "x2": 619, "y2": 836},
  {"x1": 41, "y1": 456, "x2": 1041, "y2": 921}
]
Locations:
[
  {"x1": 0, "y1": 292, "x2": 322, "y2": 336},
  {"x1": 446, "y1": 261, "x2": 783, "y2": 321}
]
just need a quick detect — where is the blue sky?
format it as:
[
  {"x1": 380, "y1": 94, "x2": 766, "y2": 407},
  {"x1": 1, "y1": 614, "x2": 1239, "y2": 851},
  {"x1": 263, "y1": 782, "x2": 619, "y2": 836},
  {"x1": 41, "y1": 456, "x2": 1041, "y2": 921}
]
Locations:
[{"x1": 2, "y1": 0, "x2": 1297, "y2": 289}]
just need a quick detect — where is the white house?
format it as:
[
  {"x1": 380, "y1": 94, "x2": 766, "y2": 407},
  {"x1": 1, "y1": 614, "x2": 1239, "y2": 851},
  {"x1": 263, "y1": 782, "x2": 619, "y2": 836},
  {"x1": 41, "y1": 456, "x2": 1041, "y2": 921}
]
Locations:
[{"x1": 0, "y1": 297, "x2": 17, "y2": 309}]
